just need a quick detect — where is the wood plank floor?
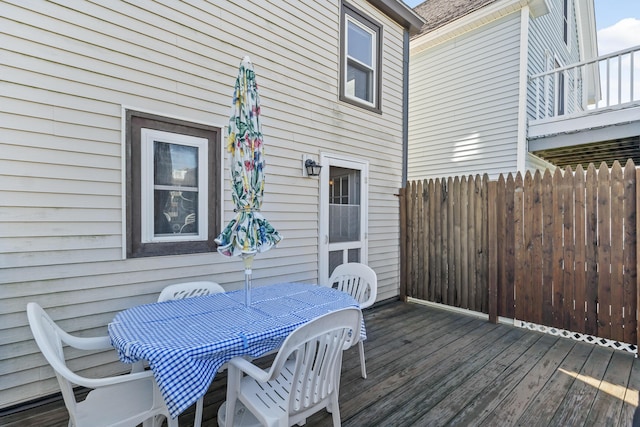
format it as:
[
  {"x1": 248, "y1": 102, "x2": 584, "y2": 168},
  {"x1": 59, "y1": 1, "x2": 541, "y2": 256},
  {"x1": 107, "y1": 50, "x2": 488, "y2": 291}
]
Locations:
[{"x1": 2, "y1": 300, "x2": 639, "y2": 426}]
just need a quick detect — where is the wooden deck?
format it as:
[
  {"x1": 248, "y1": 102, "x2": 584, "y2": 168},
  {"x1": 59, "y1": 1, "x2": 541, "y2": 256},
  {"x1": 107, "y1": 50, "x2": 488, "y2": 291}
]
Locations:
[{"x1": 2, "y1": 300, "x2": 639, "y2": 426}]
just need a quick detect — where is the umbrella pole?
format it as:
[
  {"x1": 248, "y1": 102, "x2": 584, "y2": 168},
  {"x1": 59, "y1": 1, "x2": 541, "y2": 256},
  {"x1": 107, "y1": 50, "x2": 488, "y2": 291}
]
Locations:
[{"x1": 243, "y1": 255, "x2": 254, "y2": 307}]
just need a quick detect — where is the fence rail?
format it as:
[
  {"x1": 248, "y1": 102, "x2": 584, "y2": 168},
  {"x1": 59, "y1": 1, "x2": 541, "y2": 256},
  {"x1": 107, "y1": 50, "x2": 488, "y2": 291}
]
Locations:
[{"x1": 400, "y1": 160, "x2": 638, "y2": 346}]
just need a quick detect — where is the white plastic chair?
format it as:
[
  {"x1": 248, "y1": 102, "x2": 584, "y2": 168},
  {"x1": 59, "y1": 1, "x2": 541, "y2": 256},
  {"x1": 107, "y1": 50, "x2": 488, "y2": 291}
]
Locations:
[
  {"x1": 26, "y1": 302, "x2": 176, "y2": 427},
  {"x1": 157, "y1": 280, "x2": 225, "y2": 427},
  {"x1": 157, "y1": 280, "x2": 225, "y2": 302},
  {"x1": 328, "y1": 263, "x2": 377, "y2": 379},
  {"x1": 221, "y1": 307, "x2": 362, "y2": 427}
]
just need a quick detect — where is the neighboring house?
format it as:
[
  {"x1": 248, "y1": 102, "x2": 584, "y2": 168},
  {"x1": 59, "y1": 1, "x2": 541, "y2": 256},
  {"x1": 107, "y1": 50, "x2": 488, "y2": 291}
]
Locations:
[
  {"x1": 407, "y1": 0, "x2": 599, "y2": 180},
  {"x1": 0, "y1": 0, "x2": 423, "y2": 409}
]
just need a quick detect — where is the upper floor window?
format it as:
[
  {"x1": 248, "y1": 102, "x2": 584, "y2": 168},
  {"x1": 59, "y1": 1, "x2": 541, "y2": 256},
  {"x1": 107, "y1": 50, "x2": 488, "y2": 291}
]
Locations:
[
  {"x1": 340, "y1": 2, "x2": 382, "y2": 113},
  {"x1": 126, "y1": 110, "x2": 221, "y2": 258},
  {"x1": 563, "y1": 0, "x2": 570, "y2": 45},
  {"x1": 555, "y1": 59, "x2": 565, "y2": 116}
]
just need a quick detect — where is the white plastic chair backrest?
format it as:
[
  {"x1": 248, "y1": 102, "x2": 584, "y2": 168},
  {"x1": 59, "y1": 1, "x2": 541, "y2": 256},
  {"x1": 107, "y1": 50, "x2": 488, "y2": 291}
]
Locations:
[
  {"x1": 157, "y1": 281, "x2": 225, "y2": 302},
  {"x1": 267, "y1": 307, "x2": 361, "y2": 415},
  {"x1": 328, "y1": 263, "x2": 377, "y2": 309},
  {"x1": 26, "y1": 302, "x2": 92, "y2": 423}
]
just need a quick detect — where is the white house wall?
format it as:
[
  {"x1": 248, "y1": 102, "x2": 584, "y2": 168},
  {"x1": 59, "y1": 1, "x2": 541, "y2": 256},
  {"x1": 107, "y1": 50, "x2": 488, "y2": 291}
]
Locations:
[
  {"x1": 408, "y1": 12, "x2": 523, "y2": 181},
  {"x1": 0, "y1": 0, "x2": 407, "y2": 408},
  {"x1": 526, "y1": 0, "x2": 584, "y2": 120}
]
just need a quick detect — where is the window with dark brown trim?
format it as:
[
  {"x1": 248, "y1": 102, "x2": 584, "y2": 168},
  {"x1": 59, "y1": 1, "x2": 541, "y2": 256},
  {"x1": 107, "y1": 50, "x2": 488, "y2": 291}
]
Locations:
[
  {"x1": 340, "y1": 2, "x2": 383, "y2": 113},
  {"x1": 125, "y1": 110, "x2": 221, "y2": 258}
]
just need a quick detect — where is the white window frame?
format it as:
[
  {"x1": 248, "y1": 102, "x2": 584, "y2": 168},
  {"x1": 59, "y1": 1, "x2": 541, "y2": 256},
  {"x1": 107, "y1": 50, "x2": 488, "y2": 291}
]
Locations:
[
  {"x1": 340, "y1": 2, "x2": 382, "y2": 113},
  {"x1": 344, "y1": 14, "x2": 377, "y2": 108},
  {"x1": 140, "y1": 128, "x2": 208, "y2": 243}
]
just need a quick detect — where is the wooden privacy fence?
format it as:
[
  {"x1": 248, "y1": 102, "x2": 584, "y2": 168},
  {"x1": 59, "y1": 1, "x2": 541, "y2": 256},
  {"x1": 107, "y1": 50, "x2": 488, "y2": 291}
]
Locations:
[{"x1": 400, "y1": 160, "x2": 638, "y2": 349}]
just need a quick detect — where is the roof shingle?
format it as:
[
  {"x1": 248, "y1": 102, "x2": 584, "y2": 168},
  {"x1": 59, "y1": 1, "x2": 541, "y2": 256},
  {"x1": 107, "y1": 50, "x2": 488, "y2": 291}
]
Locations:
[{"x1": 413, "y1": 0, "x2": 500, "y2": 35}]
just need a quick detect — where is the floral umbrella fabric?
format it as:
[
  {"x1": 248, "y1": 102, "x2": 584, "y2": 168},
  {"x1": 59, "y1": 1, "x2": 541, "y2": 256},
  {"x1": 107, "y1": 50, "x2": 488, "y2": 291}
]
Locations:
[{"x1": 215, "y1": 56, "x2": 282, "y2": 260}]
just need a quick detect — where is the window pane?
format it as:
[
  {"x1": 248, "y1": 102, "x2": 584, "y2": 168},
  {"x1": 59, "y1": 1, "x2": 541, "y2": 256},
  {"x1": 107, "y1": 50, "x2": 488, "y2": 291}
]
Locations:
[
  {"x1": 330, "y1": 175, "x2": 352, "y2": 205},
  {"x1": 329, "y1": 167, "x2": 361, "y2": 243},
  {"x1": 154, "y1": 142, "x2": 198, "y2": 187},
  {"x1": 348, "y1": 248, "x2": 360, "y2": 263},
  {"x1": 563, "y1": 0, "x2": 569, "y2": 43},
  {"x1": 329, "y1": 250, "x2": 343, "y2": 279},
  {"x1": 154, "y1": 189, "x2": 173, "y2": 235},
  {"x1": 153, "y1": 141, "x2": 199, "y2": 237},
  {"x1": 346, "y1": 61, "x2": 372, "y2": 102},
  {"x1": 347, "y1": 21, "x2": 372, "y2": 66},
  {"x1": 558, "y1": 71, "x2": 565, "y2": 115},
  {"x1": 341, "y1": 176, "x2": 349, "y2": 198},
  {"x1": 154, "y1": 191, "x2": 198, "y2": 235},
  {"x1": 555, "y1": 60, "x2": 565, "y2": 115}
]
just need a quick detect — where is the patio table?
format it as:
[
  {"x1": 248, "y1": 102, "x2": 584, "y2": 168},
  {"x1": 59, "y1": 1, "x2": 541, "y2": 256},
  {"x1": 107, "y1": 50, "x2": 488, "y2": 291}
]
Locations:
[{"x1": 108, "y1": 282, "x2": 364, "y2": 418}]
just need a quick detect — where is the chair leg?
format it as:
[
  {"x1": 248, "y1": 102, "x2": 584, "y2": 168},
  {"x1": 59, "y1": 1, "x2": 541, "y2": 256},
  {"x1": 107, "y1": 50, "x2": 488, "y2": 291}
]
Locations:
[
  {"x1": 146, "y1": 415, "x2": 166, "y2": 427},
  {"x1": 224, "y1": 365, "x2": 241, "y2": 426},
  {"x1": 358, "y1": 341, "x2": 367, "y2": 379},
  {"x1": 164, "y1": 414, "x2": 179, "y2": 427},
  {"x1": 194, "y1": 397, "x2": 203, "y2": 427},
  {"x1": 330, "y1": 395, "x2": 341, "y2": 427}
]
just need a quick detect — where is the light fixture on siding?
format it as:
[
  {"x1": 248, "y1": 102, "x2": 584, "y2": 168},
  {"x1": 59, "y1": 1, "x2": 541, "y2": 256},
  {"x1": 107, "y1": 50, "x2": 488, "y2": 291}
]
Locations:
[
  {"x1": 302, "y1": 155, "x2": 322, "y2": 177},
  {"x1": 305, "y1": 159, "x2": 322, "y2": 176}
]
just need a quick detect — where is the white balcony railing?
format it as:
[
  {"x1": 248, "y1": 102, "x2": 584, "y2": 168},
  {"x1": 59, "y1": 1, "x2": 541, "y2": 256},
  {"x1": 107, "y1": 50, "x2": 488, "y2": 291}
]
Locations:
[{"x1": 529, "y1": 45, "x2": 640, "y2": 121}]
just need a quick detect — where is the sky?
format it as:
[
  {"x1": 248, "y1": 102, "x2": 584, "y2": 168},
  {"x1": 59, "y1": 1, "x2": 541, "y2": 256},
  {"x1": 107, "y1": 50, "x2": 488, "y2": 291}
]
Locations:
[
  {"x1": 403, "y1": 0, "x2": 640, "y2": 54},
  {"x1": 595, "y1": 0, "x2": 640, "y2": 54}
]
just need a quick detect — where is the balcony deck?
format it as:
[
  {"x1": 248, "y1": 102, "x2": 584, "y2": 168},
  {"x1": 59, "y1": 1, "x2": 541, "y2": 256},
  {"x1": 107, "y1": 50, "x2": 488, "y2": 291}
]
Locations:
[
  {"x1": 2, "y1": 300, "x2": 639, "y2": 426},
  {"x1": 527, "y1": 45, "x2": 640, "y2": 168}
]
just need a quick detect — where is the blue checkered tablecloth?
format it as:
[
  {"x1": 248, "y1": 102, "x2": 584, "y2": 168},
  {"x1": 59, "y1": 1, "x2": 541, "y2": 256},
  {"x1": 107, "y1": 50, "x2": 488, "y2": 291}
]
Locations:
[{"x1": 108, "y1": 282, "x2": 365, "y2": 418}]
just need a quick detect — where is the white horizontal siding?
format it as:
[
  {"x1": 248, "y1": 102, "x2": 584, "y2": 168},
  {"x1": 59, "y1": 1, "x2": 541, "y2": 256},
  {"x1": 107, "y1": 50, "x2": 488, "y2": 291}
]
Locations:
[
  {"x1": 526, "y1": 0, "x2": 584, "y2": 120},
  {"x1": 408, "y1": 12, "x2": 522, "y2": 181},
  {"x1": 0, "y1": 0, "x2": 408, "y2": 409}
]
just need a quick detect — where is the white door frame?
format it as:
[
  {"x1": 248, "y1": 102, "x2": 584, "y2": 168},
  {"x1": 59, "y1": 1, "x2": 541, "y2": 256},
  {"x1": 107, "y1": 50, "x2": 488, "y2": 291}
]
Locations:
[{"x1": 318, "y1": 152, "x2": 369, "y2": 286}]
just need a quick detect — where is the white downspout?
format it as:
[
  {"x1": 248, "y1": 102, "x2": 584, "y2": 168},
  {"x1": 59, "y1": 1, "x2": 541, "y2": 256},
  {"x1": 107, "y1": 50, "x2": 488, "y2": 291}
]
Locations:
[{"x1": 516, "y1": 6, "x2": 530, "y2": 173}]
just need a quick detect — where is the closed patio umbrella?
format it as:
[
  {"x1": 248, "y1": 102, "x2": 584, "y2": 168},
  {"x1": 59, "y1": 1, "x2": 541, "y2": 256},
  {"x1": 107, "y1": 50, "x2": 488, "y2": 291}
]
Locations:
[{"x1": 215, "y1": 56, "x2": 282, "y2": 306}]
